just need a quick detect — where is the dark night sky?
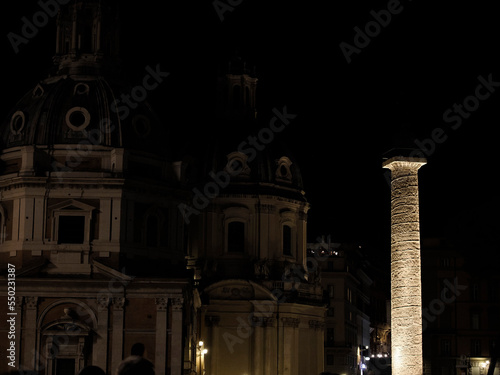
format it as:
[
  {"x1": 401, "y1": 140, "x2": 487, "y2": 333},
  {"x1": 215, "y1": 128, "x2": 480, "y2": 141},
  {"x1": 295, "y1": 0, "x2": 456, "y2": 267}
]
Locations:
[{"x1": 2, "y1": 1, "x2": 499, "y2": 261}]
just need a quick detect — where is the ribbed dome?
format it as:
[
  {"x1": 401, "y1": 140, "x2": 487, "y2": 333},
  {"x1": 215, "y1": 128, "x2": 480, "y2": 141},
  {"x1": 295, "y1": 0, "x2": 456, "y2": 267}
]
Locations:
[
  {"x1": 0, "y1": 74, "x2": 169, "y2": 156},
  {"x1": 183, "y1": 117, "x2": 306, "y2": 202},
  {"x1": 1, "y1": 0, "x2": 170, "y2": 158}
]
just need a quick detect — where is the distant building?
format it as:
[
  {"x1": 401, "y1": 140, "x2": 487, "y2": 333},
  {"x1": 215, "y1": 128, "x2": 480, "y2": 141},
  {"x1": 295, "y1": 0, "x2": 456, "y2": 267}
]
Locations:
[
  {"x1": 309, "y1": 238, "x2": 377, "y2": 375},
  {"x1": 421, "y1": 238, "x2": 500, "y2": 375}
]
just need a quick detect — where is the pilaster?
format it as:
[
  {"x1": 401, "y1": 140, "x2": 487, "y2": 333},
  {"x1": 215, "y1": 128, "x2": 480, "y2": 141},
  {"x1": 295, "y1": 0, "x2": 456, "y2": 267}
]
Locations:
[
  {"x1": 155, "y1": 297, "x2": 169, "y2": 375},
  {"x1": 111, "y1": 297, "x2": 125, "y2": 375},
  {"x1": 170, "y1": 297, "x2": 184, "y2": 375}
]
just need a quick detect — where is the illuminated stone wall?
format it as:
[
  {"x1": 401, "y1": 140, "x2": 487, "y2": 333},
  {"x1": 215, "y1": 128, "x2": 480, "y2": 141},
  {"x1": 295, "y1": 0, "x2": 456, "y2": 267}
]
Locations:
[{"x1": 383, "y1": 157, "x2": 426, "y2": 375}]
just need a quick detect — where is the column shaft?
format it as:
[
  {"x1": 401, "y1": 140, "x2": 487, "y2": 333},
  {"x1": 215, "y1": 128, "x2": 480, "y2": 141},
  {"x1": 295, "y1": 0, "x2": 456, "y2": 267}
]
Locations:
[
  {"x1": 170, "y1": 298, "x2": 183, "y2": 375},
  {"x1": 155, "y1": 297, "x2": 168, "y2": 375},
  {"x1": 383, "y1": 157, "x2": 426, "y2": 375}
]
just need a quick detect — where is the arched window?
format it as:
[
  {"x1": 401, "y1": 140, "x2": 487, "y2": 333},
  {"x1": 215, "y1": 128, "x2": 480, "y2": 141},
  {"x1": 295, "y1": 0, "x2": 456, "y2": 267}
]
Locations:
[
  {"x1": 232, "y1": 85, "x2": 241, "y2": 110},
  {"x1": 146, "y1": 214, "x2": 160, "y2": 247},
  {"x1": 245, "y1": 86, "x2": 251, "y2": 107},
  {"x1": 227, "y1": 221, "x2": 245, "y2": 252},
  {"x1": 283, "y1": 224, "x2": 292, "y2": 256}
]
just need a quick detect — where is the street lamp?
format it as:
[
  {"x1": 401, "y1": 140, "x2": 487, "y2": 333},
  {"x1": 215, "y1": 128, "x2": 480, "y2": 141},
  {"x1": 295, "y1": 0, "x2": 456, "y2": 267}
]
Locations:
[{"x1": 197, "y1": 341, "x2": 208, "y2": 375}]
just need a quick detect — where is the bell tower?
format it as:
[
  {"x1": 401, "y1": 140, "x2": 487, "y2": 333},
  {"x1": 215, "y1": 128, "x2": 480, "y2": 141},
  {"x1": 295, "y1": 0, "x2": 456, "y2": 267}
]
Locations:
[
  {"x1": 216, "y1": 54, "x2": 258, "y2": 120},
  {"x1": 53, "y1": 0, "x2": 120, "y2": 76}
]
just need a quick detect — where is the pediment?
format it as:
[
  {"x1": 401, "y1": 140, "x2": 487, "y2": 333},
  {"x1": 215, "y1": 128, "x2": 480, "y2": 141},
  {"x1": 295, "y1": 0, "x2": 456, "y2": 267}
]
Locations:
[{"x1": 48, "y1": 199, "x2": 96, "y2": 212}]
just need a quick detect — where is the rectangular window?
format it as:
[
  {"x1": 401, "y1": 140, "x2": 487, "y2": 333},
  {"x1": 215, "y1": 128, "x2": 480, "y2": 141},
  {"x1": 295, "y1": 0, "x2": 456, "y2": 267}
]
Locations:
[
  {"x1": 228, "y1": 221, "x2": 245, "y2": 252},
  {"x1": 471, "y1": 313, "x2": 480, "y2": 330},
  {"x1": 472, "y1": 283, "x2": 479, "y2": 301},
  {"x1": 327, "y1": 354, "x2": 334, "y2": 366},
  {"x1": 488, "y1": 282, "x2": 499, "y2": 301},
  {"x1": 54, "y1": 358, "x2": 75, "y2": 375},
  {"x1": 346, "y1": 287, "x2": 352, "y2": 303},
  {"x1": 58, "y1": 215, "x2": 85, "y2": 244},
  {"x1": 326, "y1": 328, "x2": 334, "y2": 346},
  {"x1": 440, "y1": 258, "x2": 450, "y2": 268},
  {"x1": 283, "y1": 225, "x2": 292, "y2": 256},
  {"x1": 471, "y1": 339, "x2": 481, "y2": 356},
  {"x1": 328, "y1": 285, "x2": 334, "y2": 298},
  {"x1": 441, "y1": 339, "x2": 451, "y2": 356},
  {"x1": 146, "y1": 215, "x2": 159, "y2": 247}
]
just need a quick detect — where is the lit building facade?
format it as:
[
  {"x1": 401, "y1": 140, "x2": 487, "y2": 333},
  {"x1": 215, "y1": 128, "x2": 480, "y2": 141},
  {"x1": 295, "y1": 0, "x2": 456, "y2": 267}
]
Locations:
[
  {"x1": 184, "y1": 55, "x2": 326, "y2": 375},
  {"x1": 0, "y1": 1, "x2": 326, "y2": 375},
  {"x1": 0, "y1": 1, "x2": 194, "y2": 374},
  {"x1": 309, "y1": 239, "x2": 373, "y2": 375},
  {"x1": 421, "y1": 238, "x2": 500, "y2": 375}
]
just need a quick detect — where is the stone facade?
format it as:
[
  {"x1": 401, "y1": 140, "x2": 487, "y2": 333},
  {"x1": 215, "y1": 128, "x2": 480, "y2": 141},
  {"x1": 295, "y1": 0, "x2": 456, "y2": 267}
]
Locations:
[{"x1": 0, "y1": 2, "x2": 326, "y2": 375}]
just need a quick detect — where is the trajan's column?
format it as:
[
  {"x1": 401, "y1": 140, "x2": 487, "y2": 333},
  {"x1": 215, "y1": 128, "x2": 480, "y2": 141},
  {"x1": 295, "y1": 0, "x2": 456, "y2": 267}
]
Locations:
[{"x1": 383, "y1": 155, "x2": 426, "y2": 375}]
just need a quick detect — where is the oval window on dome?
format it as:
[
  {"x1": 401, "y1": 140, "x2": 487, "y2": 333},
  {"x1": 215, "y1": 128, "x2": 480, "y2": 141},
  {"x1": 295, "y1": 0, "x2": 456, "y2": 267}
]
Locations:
[
  {"x1": 276, "y1": 156, "x2": 292, "y2": 182},
  {"x1": 10, "y1": 111, "x2": 26, "y2": 135},
  {"x1": 74, "y1": 83, "x2": 89, "y2": 95},
  {"x1": 66, "y1": 107, "x2": 91, "y2": 131},
  {"x1": 32, "y1": 84, "x2": 44, "y2": 98}
]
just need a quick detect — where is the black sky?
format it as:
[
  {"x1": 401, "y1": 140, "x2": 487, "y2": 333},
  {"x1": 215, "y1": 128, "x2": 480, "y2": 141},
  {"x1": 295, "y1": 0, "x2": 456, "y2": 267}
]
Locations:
[{"x1": 2, "y1": 1, "x2": 499, "y2": 260}]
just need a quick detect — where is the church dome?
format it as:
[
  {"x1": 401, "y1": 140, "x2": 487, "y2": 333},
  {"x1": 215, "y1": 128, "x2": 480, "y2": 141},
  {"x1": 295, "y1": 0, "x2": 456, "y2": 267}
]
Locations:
[
  {"x1": 182, "y1": 55, "x2": 306, "y2": 202},
  {"x1": 1, "y1": 0, "x2": 169, "y2": 157},
  {"x1": 183, "y1": 116, "x2": 306, "y2": 203},
  {"x1": 0, "y1": 74, "x2": 168, "y2": 155}
]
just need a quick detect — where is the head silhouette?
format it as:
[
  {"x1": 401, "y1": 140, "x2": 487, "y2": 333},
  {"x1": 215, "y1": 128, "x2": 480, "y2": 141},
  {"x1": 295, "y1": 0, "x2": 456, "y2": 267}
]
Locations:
[
  {"x1": 130, "y1": 342, "x2": 145, "y2": 356},
  {"x1": 78, "y1": 365, "x2": 106, "y2": 375}
]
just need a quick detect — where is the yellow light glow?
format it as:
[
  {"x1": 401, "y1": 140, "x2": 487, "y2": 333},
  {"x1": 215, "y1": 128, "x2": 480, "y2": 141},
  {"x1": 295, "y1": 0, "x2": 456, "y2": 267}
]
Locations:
[{"x1": 198, "y1": 341, "x2": 204, "y2": 347}]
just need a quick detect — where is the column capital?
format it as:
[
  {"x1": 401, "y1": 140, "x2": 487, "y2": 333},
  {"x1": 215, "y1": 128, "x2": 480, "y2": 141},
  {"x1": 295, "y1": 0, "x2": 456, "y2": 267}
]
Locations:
[
  {"x1": 14, "y1": 296, "x2": 24, "y2": 310},
  {"x1": 25, "y1": 296, "x2": 39, "y2": 310},
  {"x1": 97, "y1": 296, "x2": 110, "y2": 311},
  {"x1": 171, "y1": 297, "x2": 184, "y2": 311},
  {"x1": 112, "y1": 297, "x2": 125, "y2": 311},
  {"x1": 263, "y1": 317, "x2": 276, "y2": 327},
  {"x1": 382, "y1": 156, "x2": 427, "y2": 171},
  {"x1": 155, "y1": 297, "x2": 169, "y2": 311},
  {"x1": 281, "y1": 317, "x2": 300, "y2": 328},
  {"x1": 308, "y1": 320, "x2": 325, "y2": 330}
]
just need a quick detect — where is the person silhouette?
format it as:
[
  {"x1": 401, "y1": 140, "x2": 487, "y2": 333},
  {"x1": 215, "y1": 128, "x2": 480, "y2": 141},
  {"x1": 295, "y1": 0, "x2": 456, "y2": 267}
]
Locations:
[{"x1": 116, "y1": 343, "x2": 155, "y2": 375}]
